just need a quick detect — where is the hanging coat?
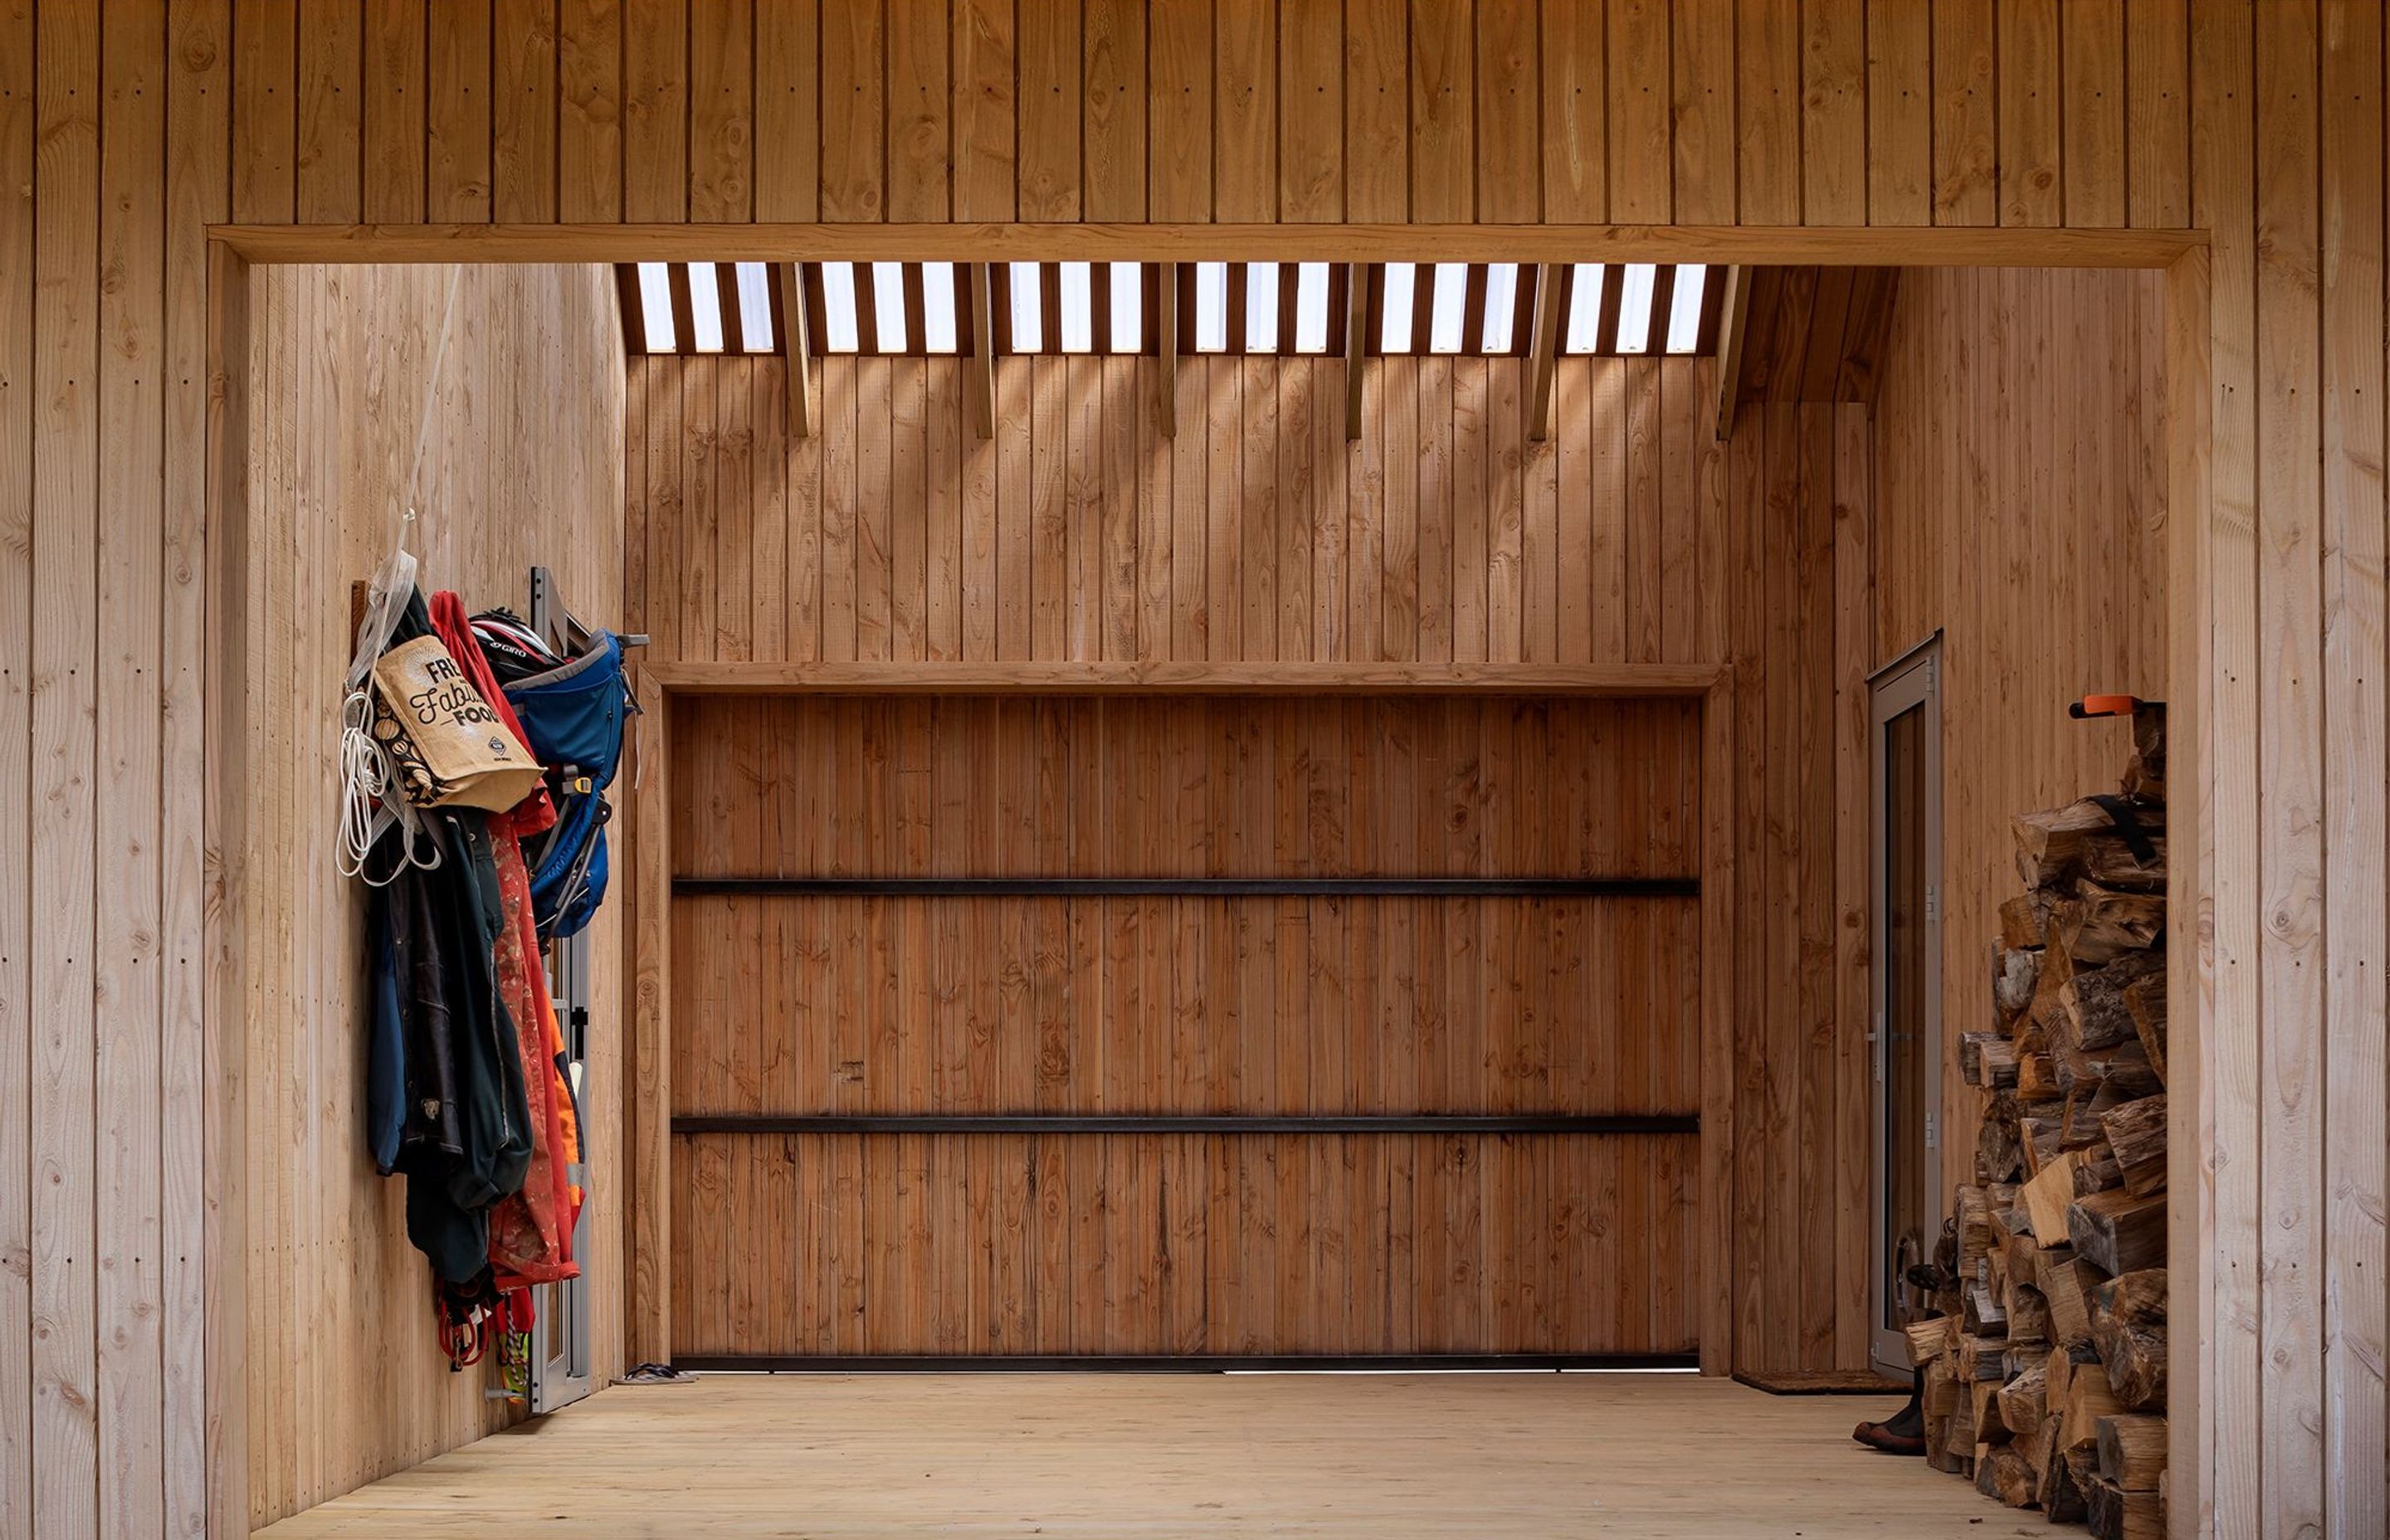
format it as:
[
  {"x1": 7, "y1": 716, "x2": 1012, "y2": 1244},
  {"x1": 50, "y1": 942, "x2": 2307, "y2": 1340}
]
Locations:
[
  {"x1": 363, "y1": 590, "x2": 535, "y2": 1284},
  {"x1": 431, "y1": 592, "x2": 580, "y2": 1285}
]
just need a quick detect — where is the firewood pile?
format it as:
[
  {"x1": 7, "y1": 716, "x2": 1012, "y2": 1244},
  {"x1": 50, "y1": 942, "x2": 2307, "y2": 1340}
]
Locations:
[{"x1": 1912, "y1": 703, "x2": 2168, "y2": 1539}]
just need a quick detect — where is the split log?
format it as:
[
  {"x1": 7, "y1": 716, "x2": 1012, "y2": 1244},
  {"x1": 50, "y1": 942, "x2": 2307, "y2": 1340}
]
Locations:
[
  {"x1": 2091, "y1": 1271, "x2": 2168, "y2": 1411},
  {"x1": 1968, "y1": 1031, "x2": 2022, "y2": 1090},
  {"x1": 2016, "y1": 1050, "x2": 2062, "y2": 1103},
  {"x1": 2068, "y1": 1189, "x2": 2168, "y2": 1277},
  {"x1": 1905, "y1": 1316, "x2": 1953, "y2": 1367},
  {"x1": 2081, "y1": 834, "x2": 2168, "y2": 893},
  {"x1": 1975, "y1": 1443, "x2": 2039, "y2": 1508},
  {"x1": 2006, "y1": 1284, "x2": 2051, "y2": 1349},
  {"x1": 2037, "y1": 1250, "x2": 2100, "y2": 1350},
  {"x1": 2015, "y1": 799, "x2": 2168, "y2": 890},
  {"x1": 2022, "y1": 1151, "x2": 2085, "y2": 1244},
  {"x1": 2062, "y1": 950, "x2": 2168, "y2": 1050},
  {"x1": 2002, "y1": 889, "x2": 2061, "y2": 950},
  {"x1": 2085, "y1": 1474, "x2": 2163, "y2": 1540},
  {"x1": 2057, "y1": 881, "x2": 2168, "y2": 964},
  {"x1": 2121, "y1": 750, "x2": 2164, "y2": 802},
  {"x1": 2132, "y1": 701, "x2": 2166, "y2": 770},
  {"x1": 1957, "y1": 1186, "x2": 1997, "y2": 1273},
  {"x1": 2053, "y1": 1035, "x2": 2165, "y2": 1101},
  {"x1": 2062, "y1": 1360, "x2": 2122, "y2": 1450},
  {"x1": 1995, "y1": 1362, "x2": 2049, "y2": 1440},
  {"x1": 2096, "y1": 1413, "x2": 2168, "y2": 1491},
  {"x1": 2018, "y1": 1114, "x2": 2066, "y2": 1169},
  {"x1": 1971, "y1": 1379, "x2": 2010, "y2": 1444},
  {"x1": 2037, "y1": 1412, "x2": 2089, "y2": 1521},
  {"x1": 2096, "y1": 1268, "x2": 2167, "y2": 1327},
  {"x1": 2099, "y1": 1094, "x2": 2168, "y2": 1197},
  {"x1": 2074, "y1": 1149, "x2": 2125, "y2": 1197},
  {"x1": 1944, "y1": 1396, "x2": 1978, "y2": 1467},
  {"x1": 2003, "y1": 1229, "x2": 2041, "y2": 1298},
  {"x1": 1978, "y1": 1110, "x2": 2026, "y2": 1183},
  {"x1": 1994, "y1": 943, "x2": 2043, "y2": 1026},
  {"x1": 1924, "y1": 1357, "x2": 1962, "y2": 1416},
  {"x1": 1958, "y1": 1333, "x2": 2012, "y2": 1382},
  {"x1": 2124, "y1": 973, "x2": 2168, "y2": 1084}
]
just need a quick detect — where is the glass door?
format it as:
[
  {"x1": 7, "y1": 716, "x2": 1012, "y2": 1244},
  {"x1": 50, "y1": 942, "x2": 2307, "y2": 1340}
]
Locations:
[{"x1": 1871, "y1": 642, "x2": 1943, "y2": 1377}]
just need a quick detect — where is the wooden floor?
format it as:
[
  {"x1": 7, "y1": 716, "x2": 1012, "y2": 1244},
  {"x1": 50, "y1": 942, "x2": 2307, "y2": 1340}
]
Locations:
[{"x1": 253, "y1": 1372, "x2": 2033, "y2": 1538}]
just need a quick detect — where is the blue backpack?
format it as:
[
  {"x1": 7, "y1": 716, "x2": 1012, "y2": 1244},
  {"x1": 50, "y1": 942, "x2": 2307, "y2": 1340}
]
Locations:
[{"x1": 501, "y1": 629, "x2": 633, "y2": 940}]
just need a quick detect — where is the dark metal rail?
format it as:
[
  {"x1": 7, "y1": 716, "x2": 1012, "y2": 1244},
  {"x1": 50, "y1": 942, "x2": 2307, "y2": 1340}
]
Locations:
[
  {"x1": 671, "y1": 1113, "x2": 1698, "y2": 1136},
  {"x1": 673, "y1": 875, "x2": 1699, "y2": 899},
  {"x1": 671, "y1": 1352, "x2": 1700, "y2": 1374}
]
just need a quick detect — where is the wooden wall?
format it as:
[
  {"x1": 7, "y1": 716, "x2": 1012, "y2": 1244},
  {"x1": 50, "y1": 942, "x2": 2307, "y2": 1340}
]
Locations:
[
  {"x1": 238, "y1": 262, "x2": 627, "y2": 1528},
  {"x1": 666, "y1": 694, "x2": 1703, "y2": 1359},
  {"x1": 632, "y1": 353, "x2": 1728, "y2": 667},
  {"x1": 1871, "y1": 266, "x2": 2172, "y2": 1204},
  {"x1": 0, "y1": 2, "x2": 2366, "y2": 1535},
  {"x1": 627, "y1": 351, "x2": 1871, "y2": 1377}
]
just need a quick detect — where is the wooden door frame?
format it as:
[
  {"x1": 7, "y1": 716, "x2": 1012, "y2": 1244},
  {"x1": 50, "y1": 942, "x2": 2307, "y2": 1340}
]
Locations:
[{"x1": 202, "y1": 227, "x2": 2212, "y2": 1537}]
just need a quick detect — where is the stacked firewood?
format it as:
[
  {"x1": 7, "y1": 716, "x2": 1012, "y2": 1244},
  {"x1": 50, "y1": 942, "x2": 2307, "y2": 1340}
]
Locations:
[{"x1": 1912, "y1": 704, "x2": 2168, "y2": 1539}]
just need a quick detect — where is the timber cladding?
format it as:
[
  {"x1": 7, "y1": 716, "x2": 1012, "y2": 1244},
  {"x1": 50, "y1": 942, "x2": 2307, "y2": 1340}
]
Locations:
[
  {"x1": 664, "y1": 694, "x2": 1702, "y2": 1358},
  {"x1": 237, "y1": 263, "x2": 628, "y2": 1528},
  {"x1": 0, "y1": 1, "x2": 2359, "y2": 1535}
]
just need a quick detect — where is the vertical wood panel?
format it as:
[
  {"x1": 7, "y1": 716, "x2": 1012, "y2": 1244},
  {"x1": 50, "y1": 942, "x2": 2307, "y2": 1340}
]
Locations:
[
  {"x1": 1214, "y1": 0, "x2": 1276, "y2": 223},
  {"x1": 2127, "y1": 0, "x2": 2192, "y2": 228},
  {"x1": 2319, "y1": 6, "x2": 2387, "y2": 1533},
  {"x1": 1866, "y1": 0, "x2": 1931, "y2": 225},
  {"x1": 180, "y1": 44, "x2": 237, "y2": 1540},
  {"x1": 425, "y1": 0, "x2": 493, "y2": 221},
  {"x1": 821, "y1": 0, "x2": 887, "y2": 221},
  {"x1": 1341, "y1": 0, "x2": 1406, "y2": 222},
  {"x1": 1997, "y1": 0, "x2": 2062, "y2": 226},
  {"x1": 1406, "y1": 0, "x2": 1471, "y2": 222},
  {"x1": 952, "y1": 0, "x2": 1017, "y2": 221},
  {"x1": 1800, "y1": 0, "x2": 1866, "y2": 225},
  {"x1": 689, "y1": 0, "x2": 754, "y2": 222},
  {"x1": 1668, "y1": 0, "x2": 1731, "y2": 224},
  {"x1": 1473, "y1": 0, "x2": 1538, "y2": 223},
  {"x1": 1082, "y1": 0, "x2": 1145, "y2": 221},
  {"x1": 1017, "y1": 0, "x2": 1080, "y2": 220},
  {"x1": 95, "y1": 5, "x2": 166, "y2": 1528},
  {"x1": 753, "y1": 0, "x2": 822, "y2": 221},
  {"x1": 490, "y1": 0, "x2": 557, "y2": 221},
  {"x1": 30, "y1": 4, "x2": 100, "y2": 1531},
  {"x1": 2, "y1": 0, "x2": 39, "y2": 1519},
  {"x1": 1930, "y1": 0, "x2": 1997, "y2": 225},
  {"x1": 295, "y1": 0, "x2": 362, "y2": 223},
  {"x1": 558, "y1": 0, "x2": 624, "y2": 220},
  {"x1": 231, "y1": 0, "x2": 296, "y2": 223},
  {"x1": 622, "y1": 0, "x2": 688, "y2": 220},
  {"x1": 2254, "y1": 6, "x2": 2325, "y2": 1532},
  {"x1": 1278, "y1": 0, "x2": 1342, "y2": 222},
  {"x1": 1734, "y1": 0, "x2": 1798, "y2": 224},
  {"x1": 1606, "y1": 2, "x2": 1669, "y2": 225},
  {"x1": 888, "y1": 0, "x2": 953, "y2": 221},
  {"x1": 2062, "y1": 0, "x2": 2128, "y2": 228}
]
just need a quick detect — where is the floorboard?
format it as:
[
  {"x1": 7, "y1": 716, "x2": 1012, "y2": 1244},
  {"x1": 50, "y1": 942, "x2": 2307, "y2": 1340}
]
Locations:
[{"x1": 251, "y1": 1372, "x2": 2036, "y2": 1538}]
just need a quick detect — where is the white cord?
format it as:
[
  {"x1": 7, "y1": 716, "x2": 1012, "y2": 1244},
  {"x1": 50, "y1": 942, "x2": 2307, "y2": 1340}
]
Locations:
[
  {"x1": 398, "y1": 267, "x2": 467, "y2": 539},
  {"x1": 336, "y1": 687, "x2": 442, "y2": 885}
]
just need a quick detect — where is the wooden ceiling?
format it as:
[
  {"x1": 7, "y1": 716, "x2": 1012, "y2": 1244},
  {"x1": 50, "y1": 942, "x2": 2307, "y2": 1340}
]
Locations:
[{"x1": 1724, "y1": 268, "x2": 1901, "y2": 412}]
